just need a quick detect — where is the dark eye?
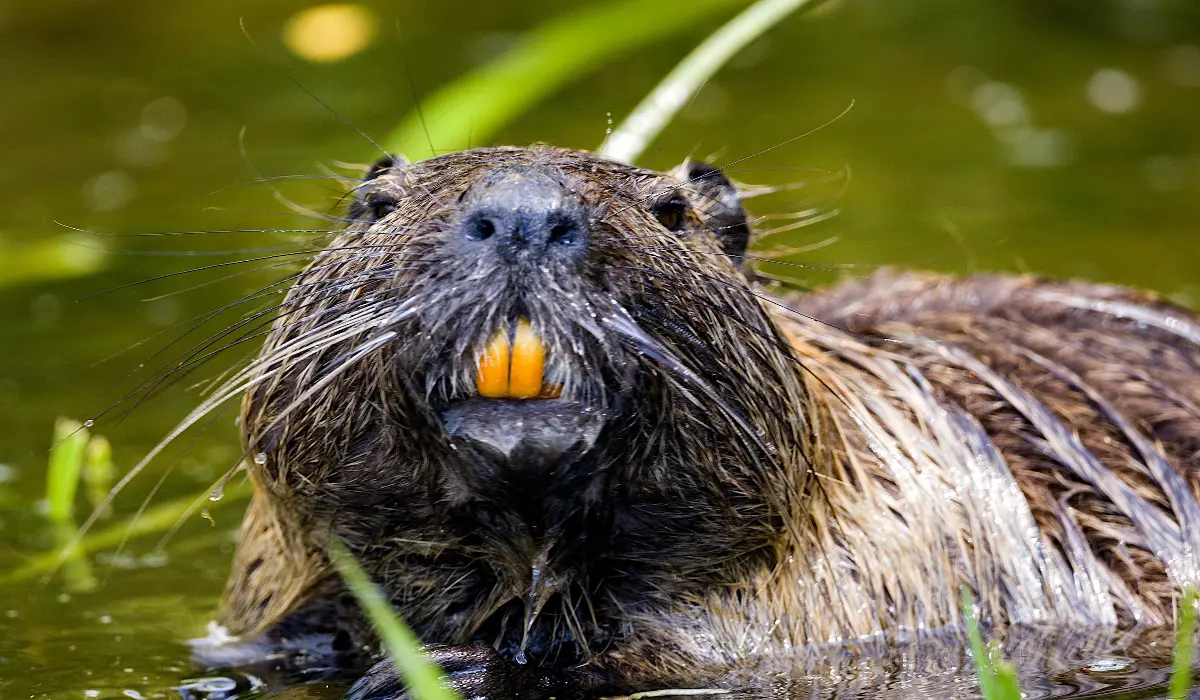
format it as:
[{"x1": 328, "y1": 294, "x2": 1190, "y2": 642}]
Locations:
[
  {"x1": 652, "y1": 197, "x2": 688, "y2": 232},
  {"x1": 368, "y1": 194, "x2": 398, "y2": 221}
]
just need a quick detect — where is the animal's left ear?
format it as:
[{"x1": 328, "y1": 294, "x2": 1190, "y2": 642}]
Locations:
[
  {"x1": 347, "y1": 155, "x2": 406, "y2": 222},
  {"x1": 676, "y1": 160, "x2": 750, "y2": 263}
]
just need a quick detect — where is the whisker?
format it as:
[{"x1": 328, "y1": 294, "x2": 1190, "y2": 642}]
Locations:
[
  {"x1": 614, "y1": 101, "x2": 857, "y2": 217},
  {"x1": 620, "y1": 243, "x2": 861, "y2": 275},
  {"x1": 139, "y1": 259, "x2": 306, "y2": 303},
  {"x1": 208, "y1": 173, "x2": 361, "y2": 196},
  {"x1": 751, "y1": 235, "x2": 841, "y2": 258},
  {"x1": 101, "y1": 401, "x2": 235, "y2": 583},
  {"x1": 90, "y1": 267, "x2": 309, "y2": 372},
  {"x1": 116, "y1": 271, "x2": 407, "y2": 411},
  {"x1": 199, "y1": 206, "x2": 360, "y2": 226},
  {"x1": 55, "y1": 221, "x2": 348, "y2": 238},
  {"x1": 75, "y1": 242, "x2": 419, "y2": 302},
  {"x1": 58, "y1": 294, "x2": 420, "y2": 574},
  {"x1": 83, "y1": 244, "x2": 312, "y2": 258},
  {"x1": 610, "y1": 259, "x2": 858, "y2": 338},
  {"x1": 238, "y1": 17, "x2": 394, "y2": 161},
  {"x1": 618, "y1": 262, "x2": 859, "y2": 422},
  {"x1": 91, "y1": 266, "x2": 407, "y2": 429},
  {"x1": 753, "y1": 209, "x2": 842, "y2": 239}
]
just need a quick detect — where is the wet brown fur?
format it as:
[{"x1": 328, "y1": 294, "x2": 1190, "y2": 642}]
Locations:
[{"x1": 215, "y1": 146, "x2": 1200, "y2": 689}]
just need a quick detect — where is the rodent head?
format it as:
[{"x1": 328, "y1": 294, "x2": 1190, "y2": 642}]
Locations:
[{"x1": 241, "y1": 145, "x2": 809, "y2": 649}]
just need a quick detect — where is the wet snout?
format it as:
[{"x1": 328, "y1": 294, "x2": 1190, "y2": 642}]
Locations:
[
  {"x1": 438, "y1": 168, "x2": 608, "y2": 480},
  {"x1": 456, "y1": 168, "x2": 589, "y2": 269}
]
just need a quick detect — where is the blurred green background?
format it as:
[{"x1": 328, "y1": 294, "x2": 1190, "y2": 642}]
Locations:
[{"x1": 1, "y1": 1, "x2": 1198, "y2": 697}]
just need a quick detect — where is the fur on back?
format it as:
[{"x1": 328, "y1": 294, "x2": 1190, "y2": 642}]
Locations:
[{"x1": 652, "y1": 270, "x2": 1200, "y2": 668}]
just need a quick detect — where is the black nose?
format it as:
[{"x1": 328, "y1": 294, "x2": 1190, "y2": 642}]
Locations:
[{"x1": 456, "y1": 169, "x2": 589, "y2": 267}]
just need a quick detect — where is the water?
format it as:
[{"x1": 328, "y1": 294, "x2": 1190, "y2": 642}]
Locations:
[{"x1": 1, "y1": 1, "x2": 1199, "y2": 698}]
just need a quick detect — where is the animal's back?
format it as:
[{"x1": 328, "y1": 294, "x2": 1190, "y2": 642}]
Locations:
[{"x1": 756, "y1": 271, "x2": 1200, "y2": 641}]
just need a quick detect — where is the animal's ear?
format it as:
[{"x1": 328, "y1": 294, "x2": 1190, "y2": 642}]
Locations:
[
  {"x1": 363, "y1": 154, "x2": 401, "y2": 182},
  {"x1": 676, "y1": 161, "x2": 750, "y2": 263},
  {"x1": 348, "y1": 155, "x2": 405, "y2": 222}
]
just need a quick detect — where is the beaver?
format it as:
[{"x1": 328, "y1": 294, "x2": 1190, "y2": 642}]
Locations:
[{"x1": 193, "y1": 145, "x2": 1200, "y2": 698}]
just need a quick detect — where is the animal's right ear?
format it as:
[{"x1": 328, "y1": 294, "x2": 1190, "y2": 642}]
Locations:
[
  {"x1": 348, "y1": 155, "x2": 406, "y2": 222},
  {"x1": 675, "y1": 160, "x2": 751, "y2": 264}
]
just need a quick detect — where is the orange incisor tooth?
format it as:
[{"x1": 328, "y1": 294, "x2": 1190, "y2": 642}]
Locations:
[
  {"x1": 508, "y1": 318, "x2": 545, "y2": 399},
  {"x1": 476, "y1": 328, "x2": 510, "y2": 398}
]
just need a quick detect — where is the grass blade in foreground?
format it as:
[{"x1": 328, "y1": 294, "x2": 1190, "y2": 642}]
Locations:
[
  {"x1": 961, "y1": 584, "x2": 1022, "y2": 700},
  {"x1": 327, "y1": 537, "x2": 460, "y2": 700},
  {"x1": 2, "y1": 481, "x2": 250, "y2": 585},
  {"x1": 44, "y1": 418, "x2": 99, "y2": 590},
  {"x1": 600, "y1": 0, "x2": 823, "y2": 164},
  {"x1": 1171, "y1": 586, "x2": 1198, "y2": 700},
  {"x1": 83, "y1": 435, "x2": 115, "y2": 516},
  {"x1": 385, "y1": 0, "x2": 747, "y2": 161},
  {"x1": 46, "y1": 418, "x2": 89, "y2": 525}
]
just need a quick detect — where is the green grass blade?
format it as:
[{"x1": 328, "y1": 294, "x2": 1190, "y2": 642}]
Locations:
[
  {"x1": 83, "y1": 434, "x2": 115, "y2": 517},
  {"x1": 961, "y1": 584, "x2": 1022, "y2": 700},
  {"x1": 989, "y1": 644, "x2": 1022, "y2": 700},
  {"x1": 3, "y1": 481, "x2": 250, "y2": 585},
  {"x1": 326, "y1": 537, "x2": 460, "y2": 700},
  {"x1": 385, "y1": 0, "x2": 747, "y2": 161},
  {"x1": 49, "y1": 521, "x2": 97, "y2": 592},
  {"x1": 600, "y1": 0, "x2": 822, "y2": 164},
  {"x1": 46, "y1": 418, "x2": 89, "y2": 524},
  {"x1": 962, "y1": 585, "x2": 999, "y2": 699},
  {"x1": 1171, "y1": 586, "x2": 1197, "y2": 700}
]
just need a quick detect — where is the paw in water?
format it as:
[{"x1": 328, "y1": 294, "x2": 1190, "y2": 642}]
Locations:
[{"x1": 347, "y1": 644, "x2": 600, "y2": 700}]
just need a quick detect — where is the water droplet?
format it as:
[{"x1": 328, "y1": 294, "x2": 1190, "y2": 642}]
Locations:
[
  {"x1": 208, "y1": 487, "x2": 223, "y2": 502},
  {"x1": 83, "y1": 419, "x2": 94, "y2": 428},
  {"x1": 254, "y1": 452, "x2": 268, "y2": 465}
]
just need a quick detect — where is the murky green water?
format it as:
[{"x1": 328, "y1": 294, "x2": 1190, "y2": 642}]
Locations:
[{"x1": 2, "y1": 1, "x2": 1199, "y2": 698}]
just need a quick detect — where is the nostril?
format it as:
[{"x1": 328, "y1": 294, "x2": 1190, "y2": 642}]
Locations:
[
  {"x1": 548, "y1": 222, "x2": 576, "y2": 245},
  {"x1": 457, "y1": 170, "x2": 590, "y2": 262},
  {"x1": 468, "y1": 217, "x2": 497, "y2": 241}
]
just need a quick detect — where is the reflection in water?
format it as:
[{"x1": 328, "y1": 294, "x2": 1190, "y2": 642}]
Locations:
[
  {"x1": 174, "y1": 674, "x2": 261, "y2": 700},
  {"x1": 715, "y1": 624, "x2": 1182, "y2": 699}
]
